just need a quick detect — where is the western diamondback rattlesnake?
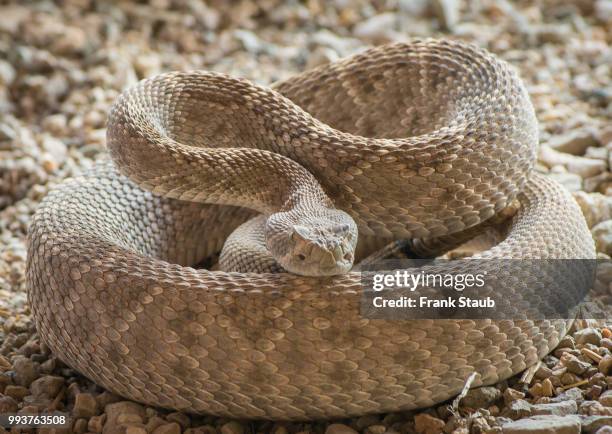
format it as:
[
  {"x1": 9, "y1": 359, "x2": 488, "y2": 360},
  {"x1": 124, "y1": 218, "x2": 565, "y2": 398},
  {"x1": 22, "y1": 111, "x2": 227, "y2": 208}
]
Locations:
[{"x1": 27, "y1": 39, "x2": 595, "y2": 420}]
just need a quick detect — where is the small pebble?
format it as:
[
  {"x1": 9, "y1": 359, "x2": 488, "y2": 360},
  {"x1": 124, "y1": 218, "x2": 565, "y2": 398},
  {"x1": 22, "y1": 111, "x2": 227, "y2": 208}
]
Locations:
[{"x1": 324, "y1": 424, "x2": 358, "y2": 434}]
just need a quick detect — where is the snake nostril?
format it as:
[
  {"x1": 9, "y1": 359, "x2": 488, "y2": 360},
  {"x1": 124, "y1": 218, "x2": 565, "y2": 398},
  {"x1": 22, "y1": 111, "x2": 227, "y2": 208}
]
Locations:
[{"x1": 297, "y1": 254, "x2": 306, "y2": 261}]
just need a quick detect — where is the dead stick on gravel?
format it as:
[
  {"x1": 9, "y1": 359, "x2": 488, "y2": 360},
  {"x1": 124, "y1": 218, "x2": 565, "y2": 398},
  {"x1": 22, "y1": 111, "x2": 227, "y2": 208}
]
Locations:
[{"x1": 451, "y1": 372, "x2": 478, "y2": 413}]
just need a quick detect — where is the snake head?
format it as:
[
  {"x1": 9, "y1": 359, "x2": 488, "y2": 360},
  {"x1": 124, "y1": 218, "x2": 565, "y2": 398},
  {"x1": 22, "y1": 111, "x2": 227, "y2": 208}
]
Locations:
[{"x1": 265, "y1": 209, "x2": 358, "y2": 276}]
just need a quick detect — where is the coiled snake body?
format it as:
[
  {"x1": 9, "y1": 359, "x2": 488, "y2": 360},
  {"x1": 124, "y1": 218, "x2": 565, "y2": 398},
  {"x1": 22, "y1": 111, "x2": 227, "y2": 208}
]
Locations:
[{"x1": 27, "y1": 40, "x2": 595, "y2": 420}]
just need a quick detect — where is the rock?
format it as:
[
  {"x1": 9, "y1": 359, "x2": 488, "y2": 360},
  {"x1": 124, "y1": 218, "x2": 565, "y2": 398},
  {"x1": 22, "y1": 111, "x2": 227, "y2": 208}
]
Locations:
[
  {"x1": 233, "y1": 29, "x2": 265, "y2": 54},
  {"x1": 460, "y1": 386, "x2": 501, "y2": 408},
  {"x1": 592, "y1": 220, "x2": 612, "y2": 255},
  {"x1": 12, "y1": 355, "x2": 38, "y2": 386},
  {"x1": 353, "y1": 13, "x2": 397, "y2": 41},
  {"x1": 582, "y1": 400, "x2": 612, "y2": 416},
  {"x1": 95, "y1": 391, "x2": 121, "y2": 409},
  {"x1": 125, "y1": 426, "x2": 147, "y2": 434},
  {"x1": 599, "y1": 355, "x2": 612, "y2": 375},
  {"x1": 355, "y1": 415, "x2": 380, "y2": 430},
  {"x1": 30, "y1": 375, "x2": 64, "y2": 399},
  {"x1": 73, "y1": 392, "x2": 98, "y2": 418},
  {"x1": 306, "y1": 46, "x2": 340, "y2": 69},
  {"x1": 567, "y1": 159, "x2": 608, "y2": 178},
  {"x1": 504, "y1": 399, "x2": 534, "y2": 419},
  {"x1": 73, "y1": 417, "x2": 89, "y2": 434},
  {"x1": 0, "y1": 356, "x2": 11, "y2": 372},
  {"x1": 575, "y1": 328, "x2": 603, "y2": 346},
  {"x1": 595, "y1": 0, "x2": 612, "y2": 23},
  {"x1": 365, "y1": 425, "x2": 386, "y2": 434},
  {"x1": 0, "y1": 394, "x2": 18, "y2": 413},
  {"x1": 4, "y1": 385, "x2": 29, "y2": 400},
  {"x1": 220, "y1": 421, "x2": 245, "y2": 434},
  {"x1": 595, "y1": 426, "x2": 612, "y2": 434},
  {"x1": 325, "y1": 424, "x2": 358, "y2": 434},
  {"x1": 561, "y1": 353, "x2": 592, "y2": 375},
  {"x1": 553, "y1": 387, "x2": 585, "y2": 403},
  {"x1": 88, "y1": 414, "x2": 106, "y2": 433},
  {"x1": 573, "y1": 192, "x2": 612, "y2": 228},
  {"x1": 166, "y1": 412, "x2": 190, "y2": 429},
  {"x1": 41, "y1": 136, "x2": 67, "y2": 166},
  {"x1": 585, "y1": 147, "x2": 609, "y2": 161},
  {"x1": 599, "y1": 390, "x2": 612, "y2": 406},
  {"x1": 152, "y1": 423, "x2": 181, "y2": 434},
  {"x1": 541, "y1": 378, "x2": 554, "y2": 397},
  {"x1": 581, "y1": 415, "x2": 612, "y2": 433},
  {"x1": 547, "y1": 130, "x2": 598, "y2": 155},
  {"x1": 145, "y1": 416, "x2": 166, "y2": 432},
  {"x1": 529, "y1": 381, "x2": 553, "y2": 398},
  {"x1": 104, "y1": 401, "x2": 145, "y2": 432},
  {"x1": 531, "y1": 401, "x2": 578, "y2": 416},
  {"x1": 431, "y1": 0, "x2": 461, "y2": 31},
  {"x1": 504, "y1": 388, "x2": 526, "y2": 404},
  {"x1": 540, "y1": 146, "x2": 607, "y2": 178},
  {"x1": 536, "y1": 23, "x2": 572, "y2": 44},
  {"x1": 502, "y1": 415, "x2": 580, "y2": 433},
  {"x1": 584, "y1": 172, "x2": 612, "y2": 193},
  {"x1": 39, "y1": 358, "x2": 56, "y2": 375},
  {"x1": 414, "y1": 413, "x2": 445, "y2": 434}
]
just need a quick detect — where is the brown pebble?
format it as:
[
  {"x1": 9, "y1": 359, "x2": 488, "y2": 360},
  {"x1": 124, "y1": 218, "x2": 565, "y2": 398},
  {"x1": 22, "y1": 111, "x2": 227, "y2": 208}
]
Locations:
[
  {"x1": 575, "y1": 328, "x2": 602, "y2": 346},
  {"x1": 414, "y1": 413, "x2": 445, "y2": 434},
  {"x1": 73, "y1": 418, "x2": 88, "y2": 434},
  {"x1": 39, "y1": 358, "x2": 56, "y2": 375},
  {"x1": 105, "y1": 401, "x2": 145, "y2": 427},
  {"x1": 561, "y1": 353, "x2": 592, "y2": 375},
  {"x1": 125, "y1": 425, "x2": 148, "y2": 434},
  {"x1": 30, "y1": 375, "x2": 64, "y2": 399},
  {"x1": 166, "y1": 412, "x2": 191, "y2": 429},
  {"x1": 221, "y1": 421, "x2": 245, "y2": 434},
  {"x1": 0, "y1": 356, "x2": 11, "y2": 372},
  {"x1": 600, "y1": 390, "x2": 612, "y2": 406},
  {"x1": 541, "y1": 378, "x2": 554, "y2": 397},
  {"x1": 504, "y1": 388, "x2": 525, "y2": 404},
  {"x1": 602, "y1": 328, "x2": 612, "y2": 339},
  {"x1": 185, "y1": 427, "x2": 217, "y2": 434},
  {"x1": 153, "y1": 423, "x2": 182, "y2": 434},
  {"x1": 12, "y1": 355, "x2": 38, "y2": 387},
  {"x1": 73, "y1": 392, "x2": 98, "y2": 418},
  {"x1": 4, "y1": 385, "x2": 29, "y2": 401},
  {"x1": 599, "y1": 355, "x2": 612, "y2": 375},
  {"x1": 88, "y1": 414, "x2": 106, "y2": 433},
  {"x1": 535, "y1": 365, "x2": 554, "y2": 379},
  {"x1": 528, "y1": 382, "x2": 544, "y2": 397},
  {"x1": 366, "y1": 425, "x2": 386, "y2": 434},
  {"x1": 146, "y1": 416, "x2": 167, "y2": 432},
  {"x1": 587, "y1": 385, "x2": 604, "y2": 400},
  {"x1": 324, "y1": 424, "x2": 358, "y2": 434},
  {"x1": 96, "y1": 391, "x2": 121, "y2": 409},
  {"x1": 117, "y1": 413, "x2": 144, "y2": 425},
  {"x1": 560, "y1": 372, "x2": 581, "y2": 385},
  {"x1": 0, "y1": 394, "x2": 18, "y2": 413}
]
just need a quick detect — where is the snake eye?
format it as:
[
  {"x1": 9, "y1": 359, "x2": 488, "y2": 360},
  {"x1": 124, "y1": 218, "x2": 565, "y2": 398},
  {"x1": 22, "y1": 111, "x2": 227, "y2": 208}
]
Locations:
[{"x1": 332, "y1": 224, "x2": 350, "y2": 234}]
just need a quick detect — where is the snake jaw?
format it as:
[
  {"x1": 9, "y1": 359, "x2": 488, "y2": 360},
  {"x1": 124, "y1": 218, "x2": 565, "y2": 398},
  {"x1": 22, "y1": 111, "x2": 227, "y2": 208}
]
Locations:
[{"x1": 265, "y1": 210, "x2": 358, "y2": 276}]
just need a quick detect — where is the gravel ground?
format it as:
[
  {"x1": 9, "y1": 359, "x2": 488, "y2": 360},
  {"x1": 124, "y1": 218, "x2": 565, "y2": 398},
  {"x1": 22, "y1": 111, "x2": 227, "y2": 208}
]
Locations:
[{"x1": 0, "y1": 0, "x2": 611, "y2": 433}]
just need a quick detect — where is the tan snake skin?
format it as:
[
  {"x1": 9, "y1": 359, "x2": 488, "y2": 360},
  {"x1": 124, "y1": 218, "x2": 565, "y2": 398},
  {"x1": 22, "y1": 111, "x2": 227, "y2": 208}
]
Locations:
[{"x1": 26, "y1": 40, "x2": 595, "y2": 420}]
